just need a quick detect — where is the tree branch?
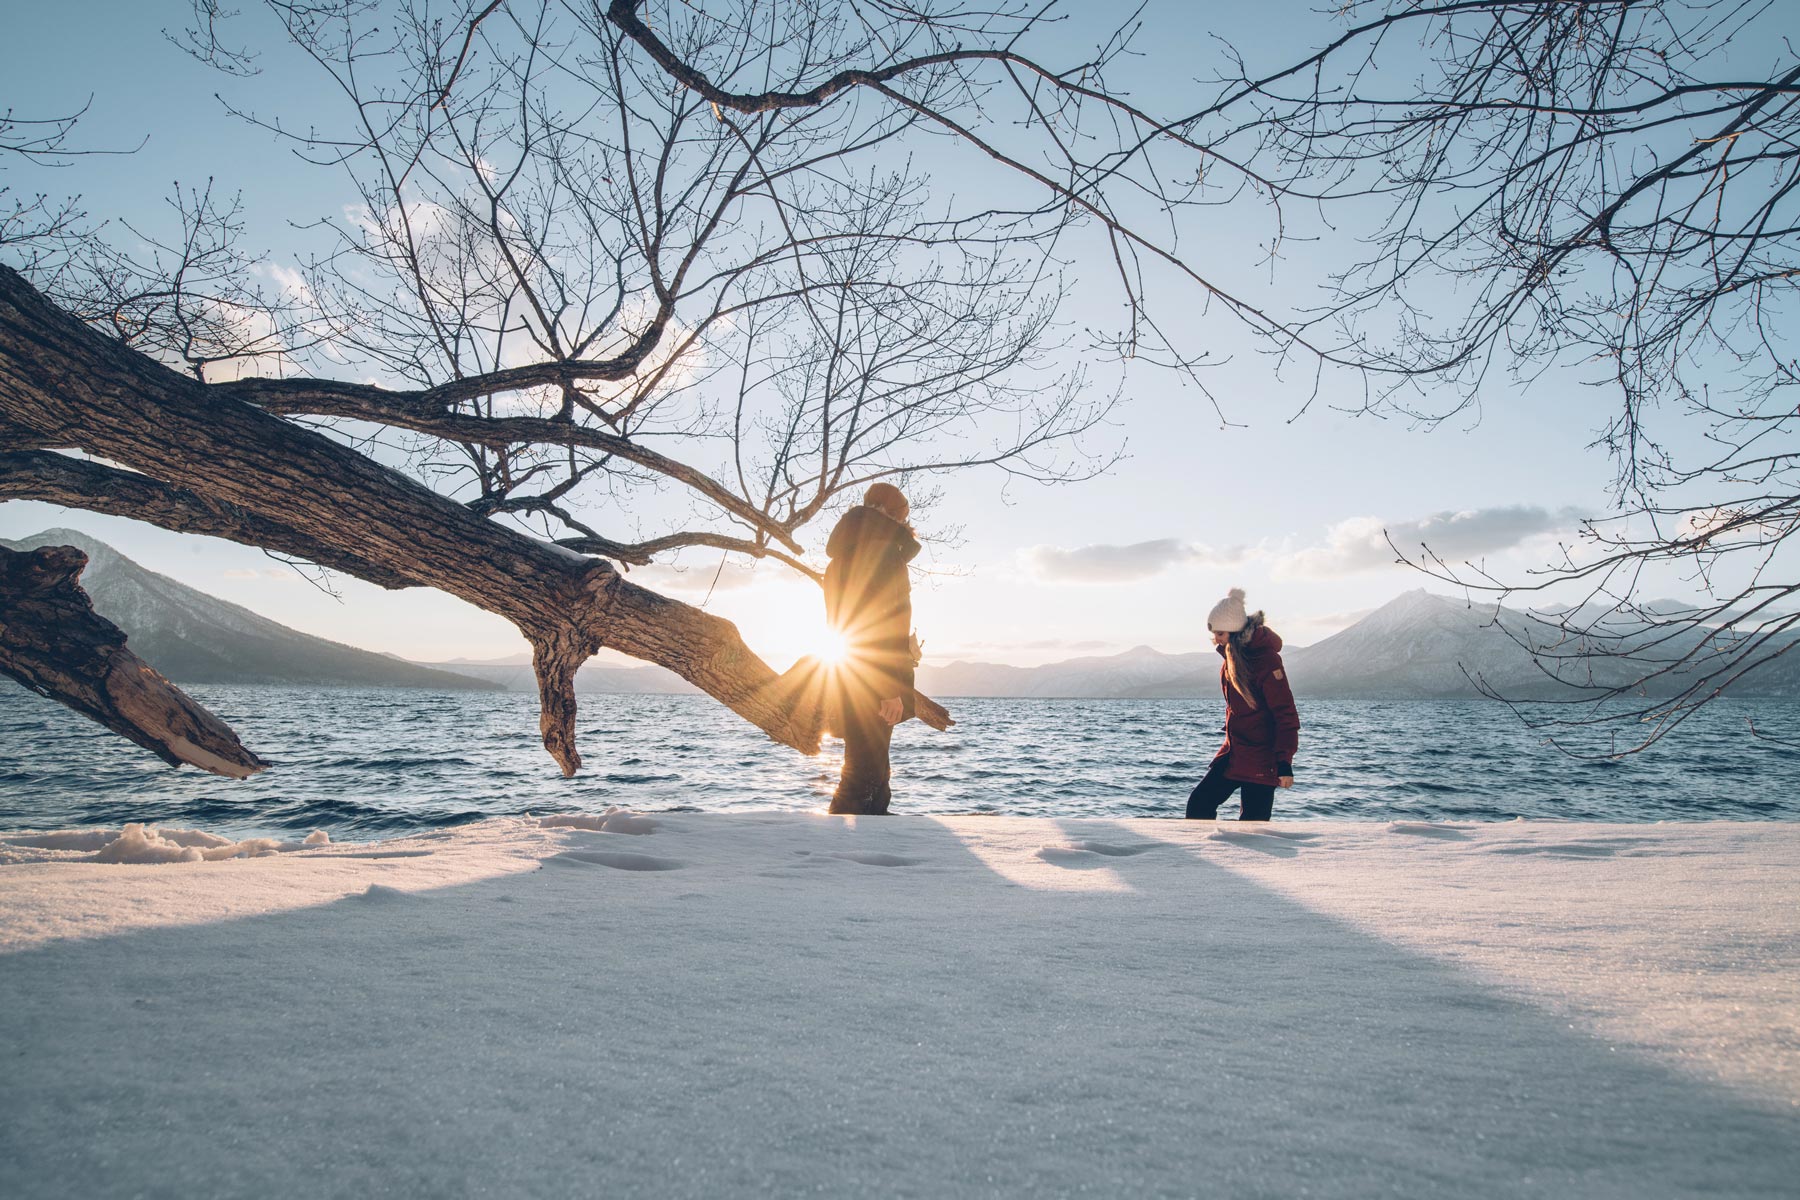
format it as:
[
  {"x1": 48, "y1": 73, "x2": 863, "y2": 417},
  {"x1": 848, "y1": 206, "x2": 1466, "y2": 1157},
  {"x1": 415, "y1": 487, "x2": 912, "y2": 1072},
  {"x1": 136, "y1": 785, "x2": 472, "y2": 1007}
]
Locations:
[
  {"x1": 234, "y1": 380, "x2": 804, "y2": 552},
  {"x1": 0, "y1": 263, "x2": 859, "y2": 771},
  {"x1": 0, "y1": 450, "x2": 418, "y2": 588},
  {"x1": 0, "y1": 543, "x2": 269, "y2": 777}
]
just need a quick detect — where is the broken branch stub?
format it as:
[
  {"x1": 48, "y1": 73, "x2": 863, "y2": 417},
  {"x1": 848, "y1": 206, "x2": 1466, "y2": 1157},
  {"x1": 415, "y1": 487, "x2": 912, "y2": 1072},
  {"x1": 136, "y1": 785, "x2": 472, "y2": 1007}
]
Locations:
[{"x1": 0, "y1": 544, "x2": 269, "y2": 778}]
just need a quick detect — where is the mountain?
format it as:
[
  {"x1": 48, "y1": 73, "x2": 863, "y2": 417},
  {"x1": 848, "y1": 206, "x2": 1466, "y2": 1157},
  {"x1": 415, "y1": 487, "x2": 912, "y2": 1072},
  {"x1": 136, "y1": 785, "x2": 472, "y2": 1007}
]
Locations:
[
  {"x1": 5, "y1": 529, "x2": 500, "y2": 691},
  {"x1": 1282, "y1": 589, "x2": 1625, "y2": 699},
  {"x1": 14, "y1": 527, "x2": 1793, "y2": 699},
  {"x1": 428, "y1": 589, "x2": 1800, "y2": 700},
  {"x1": 1128, "y1": 589, "x2": 1651, "y2": 699},
  {"x1": 417, "y1": 659, "x2": 701, "y2": 695},
  {"x1": 916, "y1": 645, "x2": 1215, "y2": 698},
  {"x1": 1130, "y1": 589, "x2": 1800, "y2": 699},
  {"x1": 925, "y1": 598, "x2": 1612, "y2": 700},
  {"x1": 435, "y1": 644, "x2": 1214, "y2": 699},
  {"x1": 1299, "y1": 589, "x2": 1800, "y2": 698}
]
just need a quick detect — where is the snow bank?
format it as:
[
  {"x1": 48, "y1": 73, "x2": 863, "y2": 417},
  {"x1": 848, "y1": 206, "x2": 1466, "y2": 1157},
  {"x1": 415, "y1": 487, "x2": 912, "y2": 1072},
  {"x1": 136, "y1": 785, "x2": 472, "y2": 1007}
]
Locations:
[
  {"x1": 0, "y1": 814, "x2": 1795, "y2": 1199},
  {"x1": 0, "y1": 829, "x2": 117, "y2": 852},
  {"x1": 537, "y1": 806, "x2": 658, "y2": 835},
  {"x1": 0, "y1": 824, "x2": 330, "y2": 865}
]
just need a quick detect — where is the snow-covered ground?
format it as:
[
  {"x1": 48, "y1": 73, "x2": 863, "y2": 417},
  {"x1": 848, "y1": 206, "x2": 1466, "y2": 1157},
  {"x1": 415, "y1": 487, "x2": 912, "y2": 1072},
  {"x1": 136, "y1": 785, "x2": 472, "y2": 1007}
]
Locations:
[{"x1": 2, "y1": 813, "x2": 1796, "y2": 1198}]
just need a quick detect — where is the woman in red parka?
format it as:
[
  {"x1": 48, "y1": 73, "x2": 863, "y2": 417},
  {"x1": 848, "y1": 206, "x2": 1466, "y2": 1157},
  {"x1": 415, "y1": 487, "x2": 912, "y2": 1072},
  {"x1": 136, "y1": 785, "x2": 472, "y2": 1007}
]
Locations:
[{"x1": 1186, "y1": 588, "x2": 1300, "y2": 821}]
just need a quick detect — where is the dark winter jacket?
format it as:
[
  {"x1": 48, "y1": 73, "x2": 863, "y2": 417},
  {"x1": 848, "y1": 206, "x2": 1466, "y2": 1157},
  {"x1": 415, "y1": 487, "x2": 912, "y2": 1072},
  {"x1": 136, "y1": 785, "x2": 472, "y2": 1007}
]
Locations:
[
  {"x1": 824, "y1": 505, "x2": 920, "y2": 713},
  {"x1": 1212, "y1": 623, "x2": 1300, "y2": 787}
]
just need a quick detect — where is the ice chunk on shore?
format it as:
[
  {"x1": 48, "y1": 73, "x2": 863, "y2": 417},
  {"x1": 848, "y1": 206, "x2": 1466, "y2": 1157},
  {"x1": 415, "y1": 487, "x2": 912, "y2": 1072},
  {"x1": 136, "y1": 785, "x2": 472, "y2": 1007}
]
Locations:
[
  {"x1": 538, "y1": 807, "x2": 659, "y2": 835},
  {"x1": 91, "y1": 824, "x2": 290, "y2": 863},
  {"x1": 1, "y1": 829, "x2": 118, "y2": 852},
  {"x1": 2, "y1": 824, "x2": 336, "y2": 865}
]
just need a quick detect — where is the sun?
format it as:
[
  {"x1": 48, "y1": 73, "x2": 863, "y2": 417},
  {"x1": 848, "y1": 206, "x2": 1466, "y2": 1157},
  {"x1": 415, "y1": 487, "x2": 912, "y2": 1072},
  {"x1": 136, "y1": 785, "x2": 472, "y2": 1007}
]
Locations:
[{"x1": 813, "y1": 627, "x2": 851, "y2": 666}]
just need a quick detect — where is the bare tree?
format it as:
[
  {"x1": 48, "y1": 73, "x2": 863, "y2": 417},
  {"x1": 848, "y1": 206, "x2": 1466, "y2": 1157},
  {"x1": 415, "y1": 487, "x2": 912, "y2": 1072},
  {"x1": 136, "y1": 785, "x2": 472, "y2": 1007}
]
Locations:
[
  {"x1": 1196, "y1": 0, "x2": 1800, "y2": 752},
  {"x1": 2, "y1": 0, "x2": 1309, "y2": 773}
]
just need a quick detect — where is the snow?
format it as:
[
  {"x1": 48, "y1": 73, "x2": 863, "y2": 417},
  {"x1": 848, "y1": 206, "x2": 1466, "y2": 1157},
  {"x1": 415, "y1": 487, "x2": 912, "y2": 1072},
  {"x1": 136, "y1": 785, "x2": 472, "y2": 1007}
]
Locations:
[
  {"x1": 0, "y1": 822, "x2": 331, "y2": 865},
  {"x1": 537, "y1": 806, "x2": 660, "y2": 835},
  {"x1": 1, "y1": 813, "x2": 1796, "y2": 1198}
]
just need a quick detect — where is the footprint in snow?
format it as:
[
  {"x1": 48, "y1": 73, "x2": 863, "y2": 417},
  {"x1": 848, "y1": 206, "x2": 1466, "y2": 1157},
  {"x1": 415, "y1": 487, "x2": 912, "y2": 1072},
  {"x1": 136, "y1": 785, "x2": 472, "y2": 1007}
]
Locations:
[
  {"x1": 1240, "y1": 828, "x2": 1318, "y2": 842},
  {"x1": 1036, "y1": 847, "x2": 1113, "y2": 870},
  {"x1": 548, "y1": 849, "x2": 684, "y2": 872},
  {"x1": 1067, "y1": 840, "x2": 1164, "y2": 857},
  {"x1": 1207, "y1": 829, "x2": 1302, "y2": 858},
  {"x1": 1388, "y1": 822, "x2": 1473, "y2": 841},
  {"x1": 539, "y1": 809, "x2": 659, "y2": 835},
  {"x1": 825, "y1": 851, "x2": 922, "y2": 867},
  {"x1": 353, "y1": 883, "x2": 414, "y2": 902},
  {"x1": 1481, "y1": 836, "x2": 1660, "y2": 859},
  {"x1": 1036, "y1": 841, "x2": 1166, "y2": 869}
]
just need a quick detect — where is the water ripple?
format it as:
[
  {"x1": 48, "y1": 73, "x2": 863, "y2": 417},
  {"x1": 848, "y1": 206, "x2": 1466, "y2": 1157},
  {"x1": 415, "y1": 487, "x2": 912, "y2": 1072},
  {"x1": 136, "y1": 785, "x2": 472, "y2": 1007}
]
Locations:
[{"x1": 0, "y1": 687, "x2": 1795, "y2": 839}]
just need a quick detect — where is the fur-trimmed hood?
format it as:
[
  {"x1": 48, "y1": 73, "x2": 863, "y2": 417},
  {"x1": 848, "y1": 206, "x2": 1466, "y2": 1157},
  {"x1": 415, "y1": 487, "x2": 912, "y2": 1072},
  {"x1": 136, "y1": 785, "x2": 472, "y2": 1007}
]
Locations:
[{"x1": 1215, "y1": 612, "x2": 1281, "y2": 658}]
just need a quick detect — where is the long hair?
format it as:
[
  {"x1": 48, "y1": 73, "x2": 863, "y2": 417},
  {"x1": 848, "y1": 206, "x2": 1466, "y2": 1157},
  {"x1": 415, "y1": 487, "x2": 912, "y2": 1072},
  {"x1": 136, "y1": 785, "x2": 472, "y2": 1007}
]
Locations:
[{"x1": 1223, "y1": 611, "x2": 1266, "y2": 710}]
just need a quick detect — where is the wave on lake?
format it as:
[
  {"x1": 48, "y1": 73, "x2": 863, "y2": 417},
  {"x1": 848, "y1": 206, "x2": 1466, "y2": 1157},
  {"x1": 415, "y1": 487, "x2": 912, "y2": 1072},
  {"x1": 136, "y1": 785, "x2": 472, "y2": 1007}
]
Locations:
[{"x1": 1, "y1": 686, "x2": 1795, "y2": 838}]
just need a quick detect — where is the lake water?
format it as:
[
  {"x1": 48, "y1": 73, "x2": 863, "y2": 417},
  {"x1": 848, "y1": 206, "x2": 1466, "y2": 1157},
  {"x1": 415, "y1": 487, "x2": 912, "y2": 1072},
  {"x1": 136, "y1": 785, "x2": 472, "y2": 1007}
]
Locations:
[{"x1": 1, "y1": 686, "x2": 1796, "y2": 838}]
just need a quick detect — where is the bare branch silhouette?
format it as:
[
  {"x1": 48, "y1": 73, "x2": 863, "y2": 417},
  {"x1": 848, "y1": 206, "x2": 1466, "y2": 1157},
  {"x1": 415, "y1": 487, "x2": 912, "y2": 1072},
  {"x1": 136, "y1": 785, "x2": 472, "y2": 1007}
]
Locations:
[{"x1": 1216, "y1": 1, "x2": 1800, "y2": 750}]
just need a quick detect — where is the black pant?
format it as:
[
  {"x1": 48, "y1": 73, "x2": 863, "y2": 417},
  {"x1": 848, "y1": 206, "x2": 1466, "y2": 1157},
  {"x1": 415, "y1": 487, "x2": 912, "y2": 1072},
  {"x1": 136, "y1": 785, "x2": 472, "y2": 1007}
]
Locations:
[
  {"x1": 1186, "y1": 757, "x2": 1274, "y2": 821},
  {"x1": 830, "y1": 701, "x2": 893, "y2": 815}
]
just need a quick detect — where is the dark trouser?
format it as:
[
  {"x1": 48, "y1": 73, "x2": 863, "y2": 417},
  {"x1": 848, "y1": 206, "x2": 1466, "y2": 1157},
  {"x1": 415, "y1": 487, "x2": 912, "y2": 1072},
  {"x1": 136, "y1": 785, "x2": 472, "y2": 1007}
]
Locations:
[
  {"x1": 1186, "y1": 756, "x2": 1274, "y2": 821},
  {"x1": 830, "y1": 701, "x2": 893, "y2": 815}
]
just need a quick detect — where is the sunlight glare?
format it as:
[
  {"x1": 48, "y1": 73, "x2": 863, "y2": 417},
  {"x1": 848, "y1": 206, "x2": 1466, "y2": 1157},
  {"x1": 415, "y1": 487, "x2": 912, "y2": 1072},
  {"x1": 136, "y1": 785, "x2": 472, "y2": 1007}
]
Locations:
[{"x1": 815, "y1": 627, "x2": 851, "y2": 666}]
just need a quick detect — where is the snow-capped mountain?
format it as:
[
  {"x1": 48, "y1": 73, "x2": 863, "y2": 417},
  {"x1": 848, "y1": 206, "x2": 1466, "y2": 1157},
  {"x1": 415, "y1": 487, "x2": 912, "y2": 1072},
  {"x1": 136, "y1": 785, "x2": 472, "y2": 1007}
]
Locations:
[
  {"x1": 11, "y1": 528, "x2": 1792, "y2": 698},
  {"x1": 443, "y1": 591, "x2": 1800, "y2": 698},
  {"x1": 415, "y1": 658, "x2": 701, "y2": 695},
  {"x1": 916, "y1": 645, "x2": 1217, "y2": 698},
  {"x1": 1278, "y1": 588, "x2": 1637, "y2": 698},
  {"x1": 1133, "y1": 589, "x2": 1800, "y2": 699}
]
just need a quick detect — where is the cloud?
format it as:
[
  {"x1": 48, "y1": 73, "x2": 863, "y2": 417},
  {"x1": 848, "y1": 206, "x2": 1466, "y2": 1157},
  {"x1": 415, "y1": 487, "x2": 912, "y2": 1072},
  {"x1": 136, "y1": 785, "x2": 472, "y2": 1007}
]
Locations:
[
  {"x1": 1020, "y1": 538, "x2": 1246, "y2": 583},
  {"x1": 629, "y1": 560, "x2": 769, "y2": 594},
  {"x1": 1281, "y1": 606, "x2": 1377, "y2": 646},
  {"x1": 258, "y1": 262, "x2": 315, "y2": 308},
  {"x1": 1276, "y1": 505, "x2": 1584, "y2": 579},
  {"x1": 184, "y1": 299, "x2": 295, "y2": 384},
  {"x1": 938, "y1": 638, "x2": 1117, "y2": 655},
  {"x1": 1680, "y1": 506, "x2": 1787, "y2": 545}
]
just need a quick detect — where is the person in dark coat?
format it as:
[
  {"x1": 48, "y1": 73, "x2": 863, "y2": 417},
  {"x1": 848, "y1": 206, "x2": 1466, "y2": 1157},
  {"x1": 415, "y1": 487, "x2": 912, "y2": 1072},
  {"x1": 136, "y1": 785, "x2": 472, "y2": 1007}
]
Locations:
[
  {"x1": 823, "y1": 482, "x2": 920, "y2": 815},
  {"x1": 1186, "y1": 588, "x2": 1300, "y2": 821}
]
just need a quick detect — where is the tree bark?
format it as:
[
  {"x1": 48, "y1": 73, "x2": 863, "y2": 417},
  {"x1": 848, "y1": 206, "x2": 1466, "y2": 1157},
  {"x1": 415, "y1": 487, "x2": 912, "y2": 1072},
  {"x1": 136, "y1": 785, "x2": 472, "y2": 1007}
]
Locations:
[
  {"x1": 0, "y1": 544, "x2": 269, "y2": 777},
  {"x1": 0, "y1": 264, "x2": 923, "y2": 772},
  {"x1": 0, "y1": 450, "x2": 417, "y2": 588}
]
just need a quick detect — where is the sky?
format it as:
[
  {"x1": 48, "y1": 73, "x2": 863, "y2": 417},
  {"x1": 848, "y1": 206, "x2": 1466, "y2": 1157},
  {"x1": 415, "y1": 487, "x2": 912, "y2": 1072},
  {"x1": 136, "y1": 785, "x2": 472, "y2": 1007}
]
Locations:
[{"x1": 0, "y1": 1, "x2": 1709, "y2": 670}]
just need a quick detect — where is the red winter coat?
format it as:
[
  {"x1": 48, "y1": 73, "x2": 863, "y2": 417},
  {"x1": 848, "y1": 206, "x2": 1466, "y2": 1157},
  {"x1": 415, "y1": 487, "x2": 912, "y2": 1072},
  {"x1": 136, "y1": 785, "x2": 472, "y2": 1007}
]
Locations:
[{"x1": 1212, "y1": 623, "x2": 1300, "y2": 787}]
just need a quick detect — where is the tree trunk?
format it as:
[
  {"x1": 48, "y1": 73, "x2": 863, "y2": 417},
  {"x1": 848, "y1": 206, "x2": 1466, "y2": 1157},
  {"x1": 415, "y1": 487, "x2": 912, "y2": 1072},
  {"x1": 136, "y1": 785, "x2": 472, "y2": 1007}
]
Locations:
[
  {"x1": 0, "y1": 265, "x2": 888, "y2": 772},
  {"x1": 0, "y1": 544, "x2": 269, "y2": 778}
]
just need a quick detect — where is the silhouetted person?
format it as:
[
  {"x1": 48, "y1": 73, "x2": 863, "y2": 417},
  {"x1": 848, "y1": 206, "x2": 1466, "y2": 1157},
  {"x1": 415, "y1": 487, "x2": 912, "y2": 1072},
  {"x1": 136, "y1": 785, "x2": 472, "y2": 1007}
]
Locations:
[
  {"x1": 824, "y1": 483, "x2": 919, "y2": 815},
  {"x1": 1186, "y1": 588, "x2": 1300, "y2": 821}
]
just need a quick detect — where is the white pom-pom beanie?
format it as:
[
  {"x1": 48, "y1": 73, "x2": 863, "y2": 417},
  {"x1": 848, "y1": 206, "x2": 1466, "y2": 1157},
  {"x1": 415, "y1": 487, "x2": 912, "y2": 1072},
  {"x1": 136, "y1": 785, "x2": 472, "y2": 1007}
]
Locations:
[{"x1": 1207, "y1": 587, "x2": 1249, "y2": 633}]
